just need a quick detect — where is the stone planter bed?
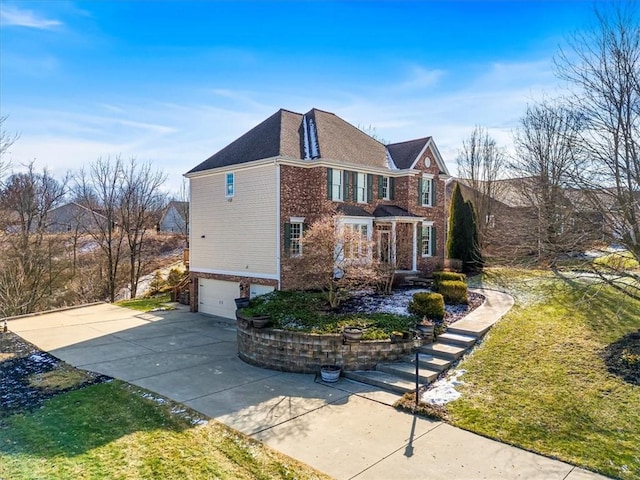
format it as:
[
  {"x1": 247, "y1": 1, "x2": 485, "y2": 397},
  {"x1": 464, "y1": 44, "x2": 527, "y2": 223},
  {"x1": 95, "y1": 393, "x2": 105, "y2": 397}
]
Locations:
[{"x1": 236, "y1": 311, "x2": 415, "y2": 373}]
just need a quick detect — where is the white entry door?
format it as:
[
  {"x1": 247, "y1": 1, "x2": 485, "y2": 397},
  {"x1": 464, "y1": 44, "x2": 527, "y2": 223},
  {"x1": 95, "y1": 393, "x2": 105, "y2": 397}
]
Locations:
[{"x1": 198, "y1": 279, "x2": 239, "y2": 319}]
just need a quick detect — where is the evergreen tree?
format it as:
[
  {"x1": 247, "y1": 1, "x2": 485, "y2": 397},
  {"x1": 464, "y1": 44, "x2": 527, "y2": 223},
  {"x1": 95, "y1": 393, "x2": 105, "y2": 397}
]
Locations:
[{"x1": 446, "y1": 183, "x2": 483, "y2": 273}]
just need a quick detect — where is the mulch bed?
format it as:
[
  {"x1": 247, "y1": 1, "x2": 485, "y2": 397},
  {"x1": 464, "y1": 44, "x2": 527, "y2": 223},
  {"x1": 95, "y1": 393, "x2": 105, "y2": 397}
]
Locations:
[
  {"x1": 602, "y1": 329, "x2": 640, "y2": 386},
  {"x1": 0, "y1": 331, "x2": 111, "y2": 418}
]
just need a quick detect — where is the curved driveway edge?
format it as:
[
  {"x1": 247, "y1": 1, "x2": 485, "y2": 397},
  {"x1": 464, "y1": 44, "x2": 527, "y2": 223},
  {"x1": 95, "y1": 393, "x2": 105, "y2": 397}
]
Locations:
[{"x1": 8, "y1": 298, "x2": 608, "y2": 480}]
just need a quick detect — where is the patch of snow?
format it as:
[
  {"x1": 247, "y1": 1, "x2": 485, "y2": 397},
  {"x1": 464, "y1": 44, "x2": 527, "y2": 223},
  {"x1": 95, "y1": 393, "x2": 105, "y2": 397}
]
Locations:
[
  {"x1": 309, "y1": 118, "x2": 319, "y2": 158},
  {"x1": 421, "y1": 369, "x2": 466, "y2": 406},
  {"x1": 302, "y1": 115, "x2": 311, "y2": 160},
  {"x1": 28, "y1": 353, "x2": 51, "y2": 363},
  {"x1": 78, "y1": 241, "x2": 99, "y2": 254}
]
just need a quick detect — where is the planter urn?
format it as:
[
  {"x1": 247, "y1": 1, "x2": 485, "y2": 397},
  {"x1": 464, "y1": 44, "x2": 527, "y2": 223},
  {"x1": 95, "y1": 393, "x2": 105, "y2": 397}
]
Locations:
[
  {"x1": 343, "y1": 326, "x2": 363, "y2": 343},
  {"x1": 320, "y1": 365, "x2": 341, "y2": 382}
]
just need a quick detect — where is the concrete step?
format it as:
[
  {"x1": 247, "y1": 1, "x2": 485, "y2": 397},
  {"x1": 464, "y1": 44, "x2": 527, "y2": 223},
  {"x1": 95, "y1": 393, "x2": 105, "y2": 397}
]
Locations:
[
  {"x1": 447, "y1": 324, "x2": 491, "y2": 339},
  {"x1": 419, "y1": 342, "x2": 466, "y2": 360},
  {"x1": 403, "y1": 353, "x2": 452, "y2": 372},
  {"x1": 376, "y1": 362, "x2": 439, "y2": 384},
  {"x1": 344, "y1": 370, "x2": 418, "y2": 395},
  {"x1": 437, "y1": 332, "x2": 477, "y2": 348}
]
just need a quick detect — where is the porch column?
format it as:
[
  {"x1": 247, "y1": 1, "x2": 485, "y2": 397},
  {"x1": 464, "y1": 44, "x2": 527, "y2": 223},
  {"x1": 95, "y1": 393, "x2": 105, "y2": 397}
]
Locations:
[
  {"x1": 412, "y1": 222, "x2": 418, "y2": 271},
  {"x1": 391, "y1": 221, "x2": 397, "y2": 266}
]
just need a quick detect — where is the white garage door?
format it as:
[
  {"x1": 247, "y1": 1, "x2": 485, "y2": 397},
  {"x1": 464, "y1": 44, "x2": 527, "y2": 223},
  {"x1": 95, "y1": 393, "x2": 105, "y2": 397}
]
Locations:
[{"x1": 198, "y1": 279, "x2": 239, "y2": 319}]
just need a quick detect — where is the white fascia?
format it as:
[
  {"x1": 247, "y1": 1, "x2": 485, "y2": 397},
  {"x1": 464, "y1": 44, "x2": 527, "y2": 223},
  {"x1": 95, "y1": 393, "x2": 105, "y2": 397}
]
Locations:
[
  {"x1": 190, "y1": 268, "x2": 280, "y2": 280},
  {"x1": 408, "y1": 138, "x2": 451, "y2": 175}
]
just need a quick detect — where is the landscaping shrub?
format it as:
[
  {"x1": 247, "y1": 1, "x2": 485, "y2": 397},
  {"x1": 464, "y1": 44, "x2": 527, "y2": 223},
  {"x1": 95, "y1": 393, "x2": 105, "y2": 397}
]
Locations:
[
  {"x1": 407, "y1": 292, "x2": 445, "y2": 320},
  {"x1": 433, "y1": 271, "x2": 466, "y2": 289},
  {"x1": 439, "y1": 280, "x2": 468, "y2": 304}
]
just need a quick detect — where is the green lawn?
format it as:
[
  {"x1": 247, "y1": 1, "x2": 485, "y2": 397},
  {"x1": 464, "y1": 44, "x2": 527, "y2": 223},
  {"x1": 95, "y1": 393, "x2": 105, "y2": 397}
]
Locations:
[
  {"x1": 115, "y1": 293, "x2": 173, "y2": 312},
  {"x1": 0, "y1": 381, "x2": 330, "y2": 480},
  {"x1": 449, "y1": 268, "x2": 640, "y2": 479}
]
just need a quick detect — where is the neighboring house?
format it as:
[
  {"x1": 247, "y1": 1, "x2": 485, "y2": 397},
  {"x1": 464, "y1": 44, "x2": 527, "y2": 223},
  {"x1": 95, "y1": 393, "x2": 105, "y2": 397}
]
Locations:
[
  {"x1": 45, "y1": 202, "x2": 107, "y2": 234},
  {"x1": 159, "y1": 201, "x2": 189, "y2": 234},
  {"x1": 185, "y1": 107, "x2": 451, "y2": 319},
  {"x1": 455, "y1": 178, "x2": 604, "y2": 258}
]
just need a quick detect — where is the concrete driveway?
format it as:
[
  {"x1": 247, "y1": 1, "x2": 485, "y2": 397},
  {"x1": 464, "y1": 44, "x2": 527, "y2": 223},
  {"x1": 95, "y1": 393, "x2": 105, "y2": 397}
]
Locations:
[{"x1": 8, "y1": 302, "x2": 608, "y2": 480}]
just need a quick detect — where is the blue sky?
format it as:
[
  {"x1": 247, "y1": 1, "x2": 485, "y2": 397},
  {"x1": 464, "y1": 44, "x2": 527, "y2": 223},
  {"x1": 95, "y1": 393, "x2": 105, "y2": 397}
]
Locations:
[{"x1": 1, "y1": 0, "x2": 600, "y2": 193}]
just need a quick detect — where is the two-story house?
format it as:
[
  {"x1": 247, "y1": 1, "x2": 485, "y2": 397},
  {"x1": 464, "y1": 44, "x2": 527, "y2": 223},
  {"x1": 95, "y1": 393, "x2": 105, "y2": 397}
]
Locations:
[{"x1": 185, "y1": 108, "x2": 450, "y2": 319}]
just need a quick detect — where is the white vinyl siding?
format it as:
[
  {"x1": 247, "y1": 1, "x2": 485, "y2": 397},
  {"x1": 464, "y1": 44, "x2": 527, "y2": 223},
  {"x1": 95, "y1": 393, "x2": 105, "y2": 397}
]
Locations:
[{"x1": 190, "y1": 164, "x2": 278, "y2": 276}]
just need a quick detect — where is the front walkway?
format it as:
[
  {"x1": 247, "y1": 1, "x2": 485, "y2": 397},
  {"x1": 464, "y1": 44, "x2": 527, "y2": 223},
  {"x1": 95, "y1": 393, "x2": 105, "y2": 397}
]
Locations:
[{"x1": 7, "y1": 296, "x2": 608, "y2": 480}]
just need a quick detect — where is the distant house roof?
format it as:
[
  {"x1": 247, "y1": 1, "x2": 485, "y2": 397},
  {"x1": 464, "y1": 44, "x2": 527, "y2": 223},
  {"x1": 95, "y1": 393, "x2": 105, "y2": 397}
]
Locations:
[
  {"x1": 188, "y1": 108, "x2": 449, "y2": 175},
  {"x1": 164, "y1": 201, "x2": 189, "y2": 220}
]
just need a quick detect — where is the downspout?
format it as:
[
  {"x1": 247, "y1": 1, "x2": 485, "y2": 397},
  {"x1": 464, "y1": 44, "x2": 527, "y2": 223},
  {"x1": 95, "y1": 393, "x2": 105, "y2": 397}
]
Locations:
[{"x1": 276, "y1": 160, "x2": 281, "y2": 290}]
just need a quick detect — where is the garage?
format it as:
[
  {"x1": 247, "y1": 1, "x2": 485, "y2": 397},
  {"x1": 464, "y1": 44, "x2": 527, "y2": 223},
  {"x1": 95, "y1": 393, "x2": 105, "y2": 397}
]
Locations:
[{"x1": 198, "y1": 279, "x2": 240, "y2": 319}]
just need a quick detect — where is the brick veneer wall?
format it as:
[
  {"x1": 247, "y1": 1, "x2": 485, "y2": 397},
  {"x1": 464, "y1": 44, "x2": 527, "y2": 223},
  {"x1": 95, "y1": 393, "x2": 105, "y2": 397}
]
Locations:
[{"x1": 236, "y1": 315, "x2": 415, "y2": 372}]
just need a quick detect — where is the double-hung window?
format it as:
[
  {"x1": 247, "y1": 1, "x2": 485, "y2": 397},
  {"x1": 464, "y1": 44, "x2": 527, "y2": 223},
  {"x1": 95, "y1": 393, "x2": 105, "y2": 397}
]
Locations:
[
  {"x1": 356, "y1": 173, "x2": 367, "y2": 203},
  {"x1": 421, "y1": 224, "x2": 436, "y2": 257},
  {"x1": 419, "y1": 177, "x2": 434, "y2": 207},
  {"x1": 289, "y1": 222, "x2": 303, "y2": 255},
  {"x1": 225, "y1": 172, "x2": 235, "y2": 197},
  {"x1": 329, "y1": 168, "x2": 343, "y2": 201},
  {"x1": 381, "y1": 176, "x2": 390, "y2": 200},
  {"x1": 285, "y1": 219, "x2": 305, "y2": 256}
]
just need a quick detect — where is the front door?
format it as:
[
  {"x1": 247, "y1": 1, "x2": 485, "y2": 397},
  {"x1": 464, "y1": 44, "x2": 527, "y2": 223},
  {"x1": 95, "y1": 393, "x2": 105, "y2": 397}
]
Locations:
[{"x1": 377, "y1": 227, "x2": 392, "y2": 264}]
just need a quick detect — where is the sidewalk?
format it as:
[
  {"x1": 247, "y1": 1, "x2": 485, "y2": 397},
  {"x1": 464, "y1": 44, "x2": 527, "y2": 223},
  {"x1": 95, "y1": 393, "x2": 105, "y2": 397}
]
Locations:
[{"x1": 7, "y1": 295, "x2": 608, "y2": 480}]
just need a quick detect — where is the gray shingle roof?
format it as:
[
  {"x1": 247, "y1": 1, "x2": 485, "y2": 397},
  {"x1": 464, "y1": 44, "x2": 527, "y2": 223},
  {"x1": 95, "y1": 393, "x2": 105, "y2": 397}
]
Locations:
[
  {"x1": 188, "y1": 108, "x2": 435, "y2": 174},
  {"x1": 373, "y1": 204, "x2": 419, "y2": 218},
  {"x1": 386, "y1": 137, "x2": 430, "y2": 170},
  {"x1": 337, "y1": 204, "x2": 374, "y2": 217}
]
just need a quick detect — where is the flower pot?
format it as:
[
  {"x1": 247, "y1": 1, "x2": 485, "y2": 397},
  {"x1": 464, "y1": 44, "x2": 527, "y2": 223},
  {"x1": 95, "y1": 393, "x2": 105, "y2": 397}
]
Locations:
[
  {"x1": 343, "y1": 326, "x2": 363, "y2": 343},
  {"x1": 251, "y1": 316, "x2": 270, "y2": 328},
  {"x1": 390, "y1": 332, "x2": 404, "y2": 343},
  {"x1": 234, "y1": 297, "x2": 250, "y2": 309},
  {"x1": 320, "y1": 365, "x2": 341, "y2": 382}
]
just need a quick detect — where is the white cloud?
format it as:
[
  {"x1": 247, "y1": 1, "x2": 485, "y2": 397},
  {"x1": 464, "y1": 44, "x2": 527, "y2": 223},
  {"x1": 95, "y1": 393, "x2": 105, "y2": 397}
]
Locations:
[
  {"x1": 399, "y1": 65, "x2": 446, "y2": 90},
  {"x1": 0, "y1": 5, "x2": 62, "y2": 29}
]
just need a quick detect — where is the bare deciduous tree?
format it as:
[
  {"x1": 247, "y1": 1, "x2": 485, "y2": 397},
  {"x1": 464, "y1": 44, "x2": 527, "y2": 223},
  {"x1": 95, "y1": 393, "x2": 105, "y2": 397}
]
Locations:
[
  {"x1": 286, "y1": 214, "x2": 380, "y2": 308},
  {"x1": 74, "y1": 157, "x2": 127, "y2": 303},
  {"x1": 74, "y1": 156, "x2": 167, "y2": 301},
  {"x1": 0, "y1": 163, "x2": 68, "y2": 316},
  {"x1": 511, "y1": 100, "x2": 590, "y2": 262},
  {"x1": 456, "y1": 126, "x2": 506, "y2": 248},
  {"x1": 556, "y1": 2, "x2": 640, "y2": 296},
  {"x1": 0, "y1": 116, "x2": 19, "y2": 184},
  {"x1": 119, "y1": 159, "x2": 166, "y2": 298}
]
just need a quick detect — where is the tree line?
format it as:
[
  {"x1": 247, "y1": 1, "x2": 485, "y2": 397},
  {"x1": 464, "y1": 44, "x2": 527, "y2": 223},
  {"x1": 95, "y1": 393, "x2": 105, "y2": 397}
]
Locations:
[
  {"x1": 0, "y1": 142, "x2": 174, "y2": 317},
  {"x1": 452, "y1": 2, "x2": 639, "y2": 299}
]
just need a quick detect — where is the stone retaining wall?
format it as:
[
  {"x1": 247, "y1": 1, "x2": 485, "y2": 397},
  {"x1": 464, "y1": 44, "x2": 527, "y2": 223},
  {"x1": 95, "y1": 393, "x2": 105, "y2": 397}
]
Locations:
[{"x1": 236, "y1": 314, "x2": 415, "y2": 373}]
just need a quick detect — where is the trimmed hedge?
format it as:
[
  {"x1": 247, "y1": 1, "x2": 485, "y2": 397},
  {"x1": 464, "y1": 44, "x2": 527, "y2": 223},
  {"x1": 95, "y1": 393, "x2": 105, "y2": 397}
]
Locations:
[
  {"x1": 439, "y1": 280, "x2": 468, "y2": 304},
  {"x1": 408, "y1": 292, "x2": 445, "y2": 320},
  {"x1": 433, "y1": 271, "x2": 466, "y2": 289}
]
